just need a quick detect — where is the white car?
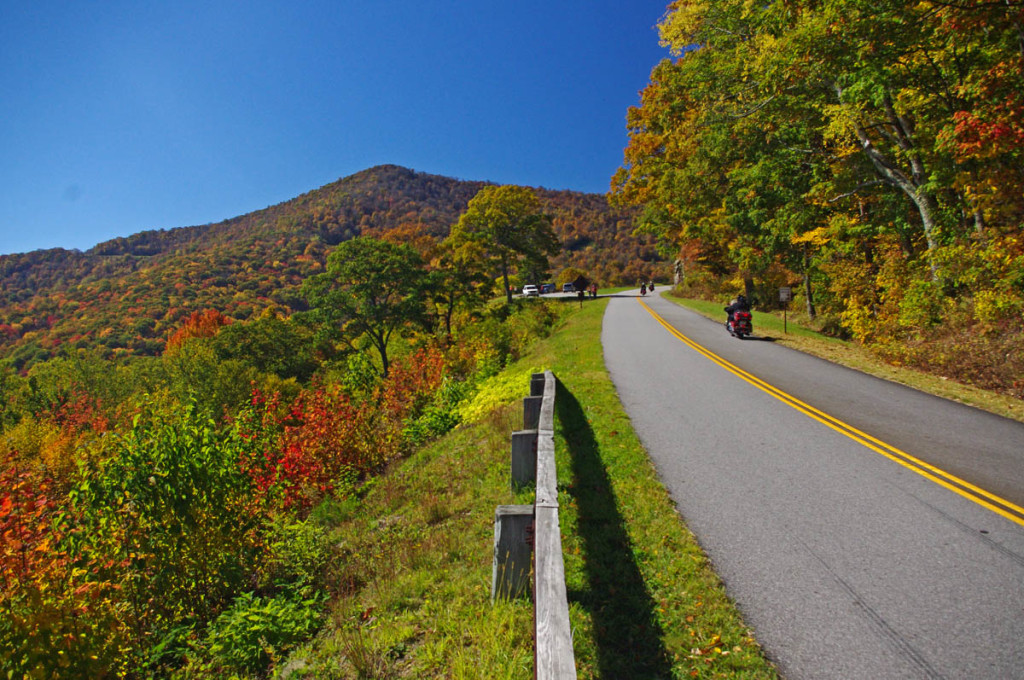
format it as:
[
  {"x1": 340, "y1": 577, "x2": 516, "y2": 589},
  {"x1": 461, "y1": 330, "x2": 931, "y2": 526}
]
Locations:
[{"x1": 522, "y1": 285, "x2": 540, "y2": 297}]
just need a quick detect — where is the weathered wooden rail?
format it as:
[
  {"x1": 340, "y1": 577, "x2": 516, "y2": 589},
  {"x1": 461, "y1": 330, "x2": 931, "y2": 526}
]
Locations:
[{"x1": 492, "y1": 370, "x2": 576, "y2": 679}]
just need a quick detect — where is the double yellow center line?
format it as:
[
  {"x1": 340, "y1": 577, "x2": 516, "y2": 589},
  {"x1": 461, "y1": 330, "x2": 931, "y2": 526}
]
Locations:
[{"x1": 640, "y1": 299, "x2": 1024, "y2": 528}]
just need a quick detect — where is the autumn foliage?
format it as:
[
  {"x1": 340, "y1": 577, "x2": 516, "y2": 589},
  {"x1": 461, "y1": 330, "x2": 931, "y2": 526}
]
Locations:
[
  {"x1": 0, "y1": 261, "x2": 560, "y2": 677},
  {"x1": 165, "y1": 309, "x2": 230, "y2": 353},
  {"x1": 613, "y1": 0, "x2": 1024, "y2": 397},
  {"x1": 0, "y1": 165, "x2": 652, "y2": 374}
]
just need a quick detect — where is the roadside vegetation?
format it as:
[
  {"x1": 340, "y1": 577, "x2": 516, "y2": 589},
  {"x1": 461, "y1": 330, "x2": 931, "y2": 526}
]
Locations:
[
  {"x1": 612, "y1": 0, "x2": 1024, "y2": 403},
  {"x1": 0, "y1": 174, "x2": 775, "y2": 679},
  {"x1": 264, "y1": 297, "x2": 779, "y2": 679},
  {"x1": 0, "y1": 292, "x2": 561, "y2": 679},
  {"x1": 1, "y1": 282, "x2": 782, "y2": 678}
]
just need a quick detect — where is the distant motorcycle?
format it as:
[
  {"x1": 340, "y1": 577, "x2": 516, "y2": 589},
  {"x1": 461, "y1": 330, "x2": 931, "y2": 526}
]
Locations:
[
  {"x1": 725, "y1": 310, "x2": 753, "y2": 339},
  {"x1": 640, "y1": 283, "x2": 647, "y2": 296}
]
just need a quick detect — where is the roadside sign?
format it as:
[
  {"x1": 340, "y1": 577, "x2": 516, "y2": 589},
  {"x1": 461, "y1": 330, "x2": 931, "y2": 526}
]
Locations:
[{"x1": 779, "y1": 287, "x2": 793, "y2": 334}]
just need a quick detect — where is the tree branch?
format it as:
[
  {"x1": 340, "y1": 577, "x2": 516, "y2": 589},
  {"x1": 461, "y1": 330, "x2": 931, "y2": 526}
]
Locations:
[
  {"x1": 723, "y1": 92, "x2": 779, "y2": 119},
  {"x1": 828, "y1": 181, "x2": 888, "y2": 203}
]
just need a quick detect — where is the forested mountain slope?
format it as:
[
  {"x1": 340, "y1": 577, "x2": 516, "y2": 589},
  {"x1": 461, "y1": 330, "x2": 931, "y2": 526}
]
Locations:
[{"x1": 0, "y1": 165, "x2": 655, "y2": 369}]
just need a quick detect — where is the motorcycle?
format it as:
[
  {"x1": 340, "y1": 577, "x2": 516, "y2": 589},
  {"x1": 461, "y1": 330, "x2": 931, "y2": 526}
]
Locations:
[
  {"x1": 725, "y1": 310, "x2": 753, "y2": 339},
  {"x1": 640, "y1": 283, "x2": 647, "y2": 296}
]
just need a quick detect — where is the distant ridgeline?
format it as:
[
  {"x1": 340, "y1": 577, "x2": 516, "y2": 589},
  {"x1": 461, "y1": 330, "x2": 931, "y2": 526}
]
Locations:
[{"x1": 0, "y1": 165, "x2": 656, "y2": 370}]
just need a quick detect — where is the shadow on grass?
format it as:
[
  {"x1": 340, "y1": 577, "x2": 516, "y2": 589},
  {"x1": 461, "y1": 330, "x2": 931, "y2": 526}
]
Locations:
[{"x1": 555, "y1": 382, "x2": 673, "y2": 678}]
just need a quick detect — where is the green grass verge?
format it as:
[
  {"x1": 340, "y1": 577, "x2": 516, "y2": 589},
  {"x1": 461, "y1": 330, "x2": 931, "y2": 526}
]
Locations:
[
  {"x1": 665, "y1": 294, "x2": 1024, "y2": 424},
  {"x1": 542, "y1": 301, "x2": 777, "y2": 678},
  {"x1": 283, "y1": 402, "x2": 537, "y2": 679},
  {"x1": 283, "y1": 299, "x2": 777, "y2": 679}
]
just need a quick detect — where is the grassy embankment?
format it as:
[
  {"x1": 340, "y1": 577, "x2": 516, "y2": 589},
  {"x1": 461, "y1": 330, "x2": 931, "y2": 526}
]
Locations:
[
  {"x1": 286, "y1": 298, "x2": 778, "y2": 679},
  {"x1": 665, "y1": 294, "x2": 1024, "y2": 424}
]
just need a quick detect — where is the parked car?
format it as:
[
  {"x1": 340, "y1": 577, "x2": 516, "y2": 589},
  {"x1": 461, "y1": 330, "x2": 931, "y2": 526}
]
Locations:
[
  {"x1": 562, "y1": 283, "x2": 575, "y2": 293},
  {"x1": 522, "y1": 284, "x2": 540, "y2": 297},
  {"x1": 541, "y1": 283, "x2": 556, "y2": 294}
]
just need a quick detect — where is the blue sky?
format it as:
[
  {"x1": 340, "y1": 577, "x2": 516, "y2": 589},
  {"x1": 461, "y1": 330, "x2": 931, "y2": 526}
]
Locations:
[{"x1": 0, "y1": 1, "x2": 672, "y2": 255}]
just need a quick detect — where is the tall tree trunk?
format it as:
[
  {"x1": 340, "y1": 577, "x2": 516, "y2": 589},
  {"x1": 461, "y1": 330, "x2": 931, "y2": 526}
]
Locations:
[
  {"x1": 373, "y1": 332, "x2": 390, "y2": 379},
  {"x1": 851, "y1": 120, "x2": 940, "y2": 277},
  {"x1": 835, "y1": 83, "x2": 940, "y2": 279},
  {"x1": 803, "y1": 243, "x2": 816, "y2": 319},
  {"x1": 502, "y1": 260, "x2": 512, "y2": 305}
]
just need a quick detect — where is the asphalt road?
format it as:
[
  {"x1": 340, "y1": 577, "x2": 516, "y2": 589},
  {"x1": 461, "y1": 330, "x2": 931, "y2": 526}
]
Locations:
[{"x1": 601, "y1": 290, "x2": 1024, "y2": 680}]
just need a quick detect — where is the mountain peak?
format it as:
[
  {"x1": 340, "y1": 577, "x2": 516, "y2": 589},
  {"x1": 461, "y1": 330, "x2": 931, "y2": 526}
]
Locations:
[{"x1": 0, "y1": 166, "x2": 659, "y2": 370}]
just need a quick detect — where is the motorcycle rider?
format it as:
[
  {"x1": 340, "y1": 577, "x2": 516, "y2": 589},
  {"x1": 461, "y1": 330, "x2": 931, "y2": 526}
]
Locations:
[{"x1": 724, "y1": 294, "x2": 750, "y2": 327}]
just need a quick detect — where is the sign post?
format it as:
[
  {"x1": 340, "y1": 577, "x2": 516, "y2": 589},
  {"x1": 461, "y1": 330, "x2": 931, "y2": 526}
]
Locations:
[{"x1": 779, "y1": 287, "x2": 793, "y2": 334}]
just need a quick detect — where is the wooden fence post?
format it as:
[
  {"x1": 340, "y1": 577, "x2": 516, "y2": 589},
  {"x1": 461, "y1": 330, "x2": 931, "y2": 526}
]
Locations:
[
  {"x1": 510, "y1": 430, "x2": 538, "y2": 490},
  {"x1": 530, "y1": 373, "x2": 546, "y2": 396},
  {"x1": 524, "y1": 396, "x2": 542, "y2": 430},
  {"x1": 492, "y1": 505, "x2": 534, "y2": 601}
]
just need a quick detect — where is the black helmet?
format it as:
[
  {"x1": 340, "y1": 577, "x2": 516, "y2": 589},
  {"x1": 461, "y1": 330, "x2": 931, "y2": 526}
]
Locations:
[{"x1": 737, "y1": 294, "x2": 746, "y2": 302}]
